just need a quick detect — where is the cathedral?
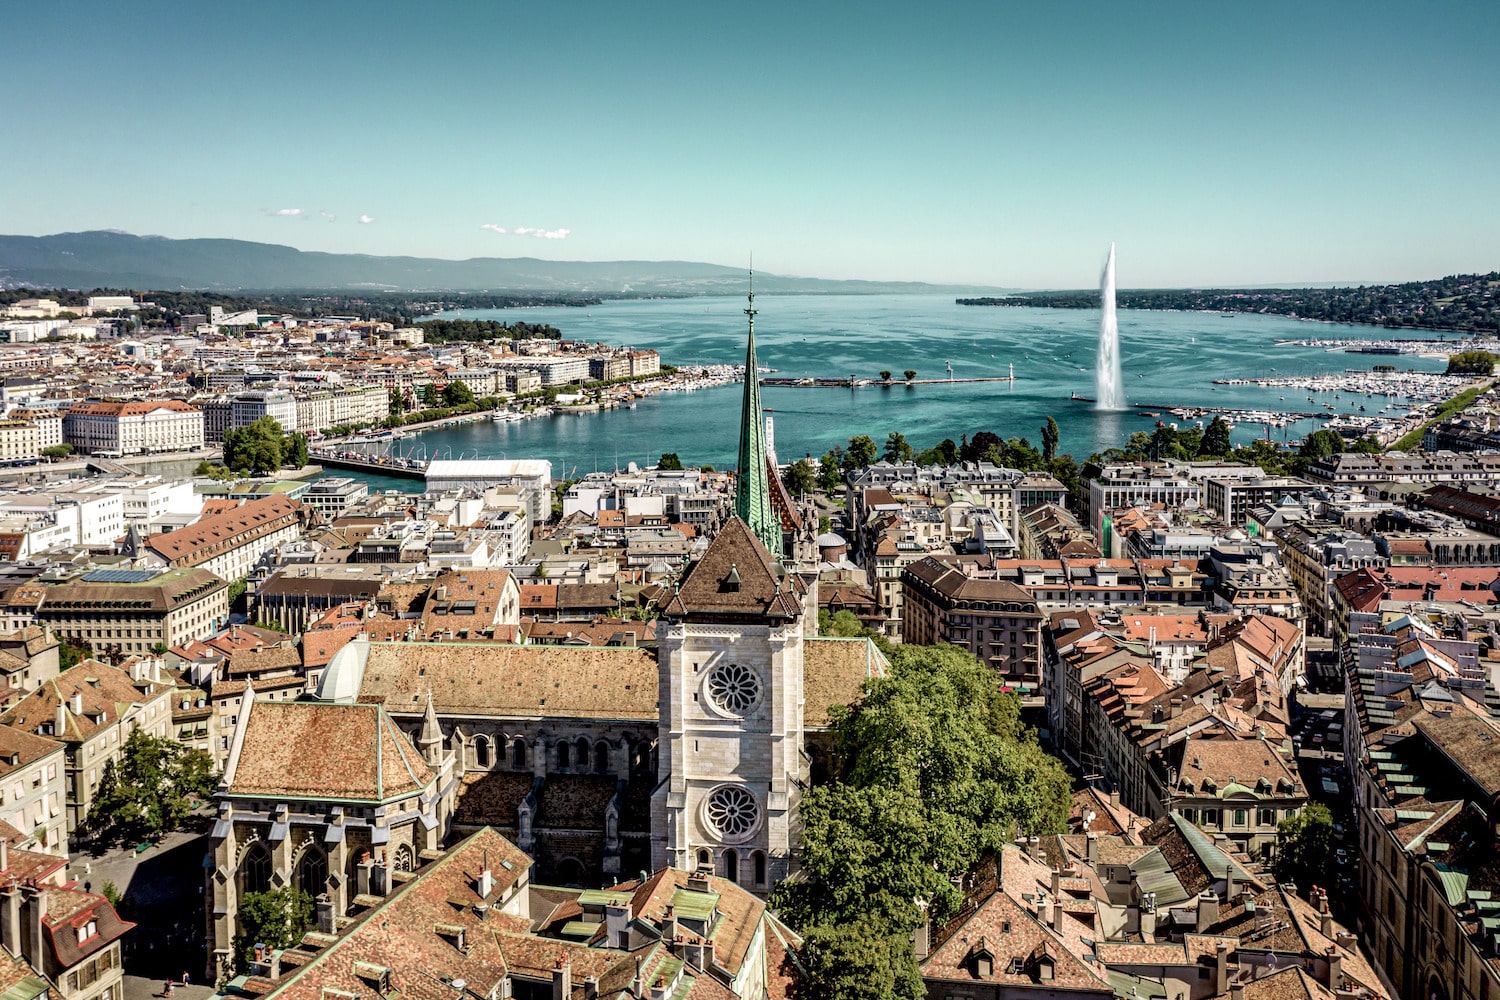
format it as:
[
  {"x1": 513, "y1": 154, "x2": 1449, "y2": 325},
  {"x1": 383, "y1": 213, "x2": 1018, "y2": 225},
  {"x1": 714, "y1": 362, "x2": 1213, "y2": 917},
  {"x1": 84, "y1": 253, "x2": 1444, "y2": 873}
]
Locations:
[{"x1": 204, "y1": 285, "x2": 884, "y2": 973}]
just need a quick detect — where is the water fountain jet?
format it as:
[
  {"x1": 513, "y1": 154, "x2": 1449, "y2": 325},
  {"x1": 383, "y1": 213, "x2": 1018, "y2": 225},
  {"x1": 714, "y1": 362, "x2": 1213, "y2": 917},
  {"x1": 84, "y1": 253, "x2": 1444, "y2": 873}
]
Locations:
[{"x1": 1095, "y1": 243, "x2": 1126, "y2": 410}]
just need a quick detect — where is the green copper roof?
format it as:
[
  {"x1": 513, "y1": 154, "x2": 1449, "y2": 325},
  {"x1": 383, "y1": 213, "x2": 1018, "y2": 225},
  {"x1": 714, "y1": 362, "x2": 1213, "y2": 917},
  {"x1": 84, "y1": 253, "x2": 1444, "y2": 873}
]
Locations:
[{"x1": 734, "y1": 280, "x2": 781, "y2": 557}]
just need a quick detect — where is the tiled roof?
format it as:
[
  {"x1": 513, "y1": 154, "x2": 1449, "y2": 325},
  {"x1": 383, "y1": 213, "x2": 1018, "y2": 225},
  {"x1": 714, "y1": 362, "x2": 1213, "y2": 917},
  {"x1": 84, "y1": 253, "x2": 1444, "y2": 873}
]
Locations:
[
  {"x1": 0, "y1": 661, "x2": 164, "y2": 743},
  {"x1": 661, "y1": 518, "x2": 804, "y2": 620},
  {"x1": 146, "y1": 494, "x2": 302, "y2": 565},
  {"x1": 802, "y1": 637, "x2": 887, "y2": 729},
  {"x1": 359, "y1": 642, "x2": 659, "y2": 721},
  {"x1": 226, "y1": 700, "x2": 433, "y2": 803}
]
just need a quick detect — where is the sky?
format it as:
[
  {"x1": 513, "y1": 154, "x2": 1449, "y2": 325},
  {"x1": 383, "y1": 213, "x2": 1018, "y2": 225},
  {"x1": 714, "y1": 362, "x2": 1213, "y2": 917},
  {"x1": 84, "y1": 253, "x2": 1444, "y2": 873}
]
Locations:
[{"x1": 4, "y1": 0, "x2": 1498, "y2": 288}]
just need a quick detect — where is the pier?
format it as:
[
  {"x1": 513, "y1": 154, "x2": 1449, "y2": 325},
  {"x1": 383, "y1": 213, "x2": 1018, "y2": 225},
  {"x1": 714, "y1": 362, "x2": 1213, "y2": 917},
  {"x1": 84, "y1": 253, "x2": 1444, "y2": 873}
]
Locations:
[
  {"x1": 309, "y1": 449, "x2": 426, "y2": 480},
  {"x1": 761, "y1": 374, "x2": 1017, "y2": 388}
]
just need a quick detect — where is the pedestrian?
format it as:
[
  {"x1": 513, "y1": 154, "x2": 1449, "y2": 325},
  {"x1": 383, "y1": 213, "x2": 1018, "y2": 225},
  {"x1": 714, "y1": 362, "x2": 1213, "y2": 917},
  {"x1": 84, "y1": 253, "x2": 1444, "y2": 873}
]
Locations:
[
  {"x1": 164, "y1": 980, "x2": 174, "y2": 998},
  {"x1": 84, "y1": 881, "x2": 91, "y2": 894},
  {"x1": 183, "y1": 971, "x2": 191, "y2": 987}
]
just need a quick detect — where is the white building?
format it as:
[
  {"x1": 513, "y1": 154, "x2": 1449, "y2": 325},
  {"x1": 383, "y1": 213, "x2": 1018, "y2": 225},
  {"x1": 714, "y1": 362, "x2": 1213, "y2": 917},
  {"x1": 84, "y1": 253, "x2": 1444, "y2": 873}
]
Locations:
[
  {"x1": 424, "y1": 460, "x2": 553, "y2": 526},
  {"x1": 63, "y1": 400, "x2": 205, "y2": 456}
]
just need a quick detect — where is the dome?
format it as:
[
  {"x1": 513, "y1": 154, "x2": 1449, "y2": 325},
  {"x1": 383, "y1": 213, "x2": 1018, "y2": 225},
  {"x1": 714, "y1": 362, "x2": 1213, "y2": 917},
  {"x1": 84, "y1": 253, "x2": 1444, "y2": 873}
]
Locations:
[
  {"x1": 315, "y1": 635, "x2": 371, "y2": 703},
  {"x1": 817, "y1": 532, "x2": 846, "y2": 548}
]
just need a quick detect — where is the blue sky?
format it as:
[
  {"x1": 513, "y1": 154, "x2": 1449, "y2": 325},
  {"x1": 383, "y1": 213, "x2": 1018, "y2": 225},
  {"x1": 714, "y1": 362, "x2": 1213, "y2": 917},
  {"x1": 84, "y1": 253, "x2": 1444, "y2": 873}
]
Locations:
[{"x1": 4, "y1": 0, "x2": 1497, "y2": 287}]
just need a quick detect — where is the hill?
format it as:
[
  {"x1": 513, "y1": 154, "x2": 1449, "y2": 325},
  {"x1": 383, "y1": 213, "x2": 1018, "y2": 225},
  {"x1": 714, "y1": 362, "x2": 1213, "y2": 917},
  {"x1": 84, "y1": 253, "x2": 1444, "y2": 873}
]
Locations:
[{"x1": 0, "y1": 231, "x2": 998, "y2": 296}]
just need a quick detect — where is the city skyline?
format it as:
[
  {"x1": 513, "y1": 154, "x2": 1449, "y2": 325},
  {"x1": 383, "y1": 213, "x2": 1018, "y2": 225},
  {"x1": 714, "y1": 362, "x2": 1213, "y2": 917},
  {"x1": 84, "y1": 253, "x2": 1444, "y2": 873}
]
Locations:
[{"x1": 5, "y1": 0, "x2": 1498, "y2": 288}]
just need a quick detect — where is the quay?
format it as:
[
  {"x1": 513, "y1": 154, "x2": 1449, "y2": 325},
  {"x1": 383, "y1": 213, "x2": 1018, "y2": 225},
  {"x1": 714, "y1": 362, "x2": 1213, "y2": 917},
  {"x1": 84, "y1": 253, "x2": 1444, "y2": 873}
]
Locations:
[{"x1": 762, "y1": 375, "x2": 1017, "y2": 388}]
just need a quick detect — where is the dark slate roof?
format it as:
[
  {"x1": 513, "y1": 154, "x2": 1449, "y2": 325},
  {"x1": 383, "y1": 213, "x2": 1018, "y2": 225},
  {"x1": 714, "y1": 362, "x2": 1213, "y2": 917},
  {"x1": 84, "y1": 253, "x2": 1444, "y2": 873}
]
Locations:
[{"x1": 661, "y1": 518, "x2": 804, "y2": 620}]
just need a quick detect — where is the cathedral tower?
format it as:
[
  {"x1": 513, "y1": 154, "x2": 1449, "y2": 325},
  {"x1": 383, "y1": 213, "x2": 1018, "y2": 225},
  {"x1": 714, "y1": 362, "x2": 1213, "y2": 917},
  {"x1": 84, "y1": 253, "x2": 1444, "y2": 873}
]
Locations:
[{"x1": 734, "y1": 277, "x2": 782, "y2": 556}]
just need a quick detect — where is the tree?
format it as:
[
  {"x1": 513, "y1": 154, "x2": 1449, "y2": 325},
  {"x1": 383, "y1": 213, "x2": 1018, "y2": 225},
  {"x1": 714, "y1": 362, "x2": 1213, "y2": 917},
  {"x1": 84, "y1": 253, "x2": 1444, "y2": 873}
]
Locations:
[
  {"x1": 878, "y1": 370, "x2": 892, "y2": 382},
  {"x1": 818, "y1": 608, "x2": 865, "y2": 637},
  {"x1": 235, "y1": 887, "x2": 314, "y2": 966},
  {"x1": 844, "y1": 435, "x2": 878, "y2": 470},
  {"x1": 784, "y1": 458, "x2": 815, "y2": 497},
  {"x1": 960, "y1": 431, "x2": 1001, "y2": 463},
  {"x1": 1198, "y1": 417, "x2": 1233, "y2": 457},
  {"x1": 222, "y1": 416, "x2": 285, "y2": 475},
  {"x1": 1272, "y1": 803, "x2": 1333, "y2": 888},
  {"x1": 1041, "y1": 417, "x2": 1060, "y2": 461},
  {"x1": 772, "y1": 643, "x2": 1071, "y2": 999},
  {"x1": 657, "y1": 452, "x2": 684, "y2": 471},
  {"x1": 59, "y1": 641, "x2": 91, "y2": 670},
  {"x1": 388, "y1": 389, "x2": 407, "y2": 416},
  {"x1": 818, "y1": 450, "x2": 844, "y2": 492},
  {"x1": 1446, "y1": 350, "x2": 1497, "y2": 375},
  {"x1": 1299, "y1": 429, "x2": 1346, "y2": 460},
  {"x1": 882, "y1": 432, "x2": 912, "y2": 464},
  {"x1": 40, "y1": 444, "x2": 73, "y2": 460},
  {"x1": 443, "y1": 381, "x2": 476, "y2": 407},
  {"x1": 282, "y1": 431, "x2": 309, "y2": 469},
  {"x1": 903, "y1": 369, "x2": 916, "y2": 382},
  {"x1": 84, "y1": 730, "x2": 219, "y2": 845}
]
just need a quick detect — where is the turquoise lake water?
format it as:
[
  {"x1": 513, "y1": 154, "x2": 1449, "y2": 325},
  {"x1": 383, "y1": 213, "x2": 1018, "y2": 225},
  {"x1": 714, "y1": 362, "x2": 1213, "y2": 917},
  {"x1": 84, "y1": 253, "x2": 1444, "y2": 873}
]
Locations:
[{"x1": 345, "y1": 294, "x2": 1450, "y2": 489}]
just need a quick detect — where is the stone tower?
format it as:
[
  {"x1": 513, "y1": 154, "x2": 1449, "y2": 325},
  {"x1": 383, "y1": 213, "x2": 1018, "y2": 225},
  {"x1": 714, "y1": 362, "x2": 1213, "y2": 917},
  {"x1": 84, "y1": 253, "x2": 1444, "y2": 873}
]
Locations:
[{"x1": 651, "y1": 518, "x2": 813, "y2": 895}]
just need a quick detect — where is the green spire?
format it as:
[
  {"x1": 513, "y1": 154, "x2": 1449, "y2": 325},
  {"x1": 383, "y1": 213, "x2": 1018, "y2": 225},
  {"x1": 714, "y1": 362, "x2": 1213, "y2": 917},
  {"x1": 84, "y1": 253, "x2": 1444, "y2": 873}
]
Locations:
[{"x1": 735, "y1": 272, "x2": 781, "y2": 557}]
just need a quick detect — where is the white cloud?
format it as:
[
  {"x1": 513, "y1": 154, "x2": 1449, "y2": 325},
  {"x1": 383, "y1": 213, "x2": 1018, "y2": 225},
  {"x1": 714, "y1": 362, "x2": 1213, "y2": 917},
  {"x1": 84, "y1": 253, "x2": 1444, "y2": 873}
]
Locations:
[
  {"x1": 320, "y1": 210, "x2": 336, "y2": 222},
  {"x1": 358, "y1": 214, "x2": 375, "y2": 224},
  {"x1": 271, "y1": 208, "x2": 305, "y2": 217},
  {"x1": 479, "y1": 224, "x2": 507, "y2": 234},
  {"x1": 513, "y1": 226, "x2": 571, "y2": 240}
]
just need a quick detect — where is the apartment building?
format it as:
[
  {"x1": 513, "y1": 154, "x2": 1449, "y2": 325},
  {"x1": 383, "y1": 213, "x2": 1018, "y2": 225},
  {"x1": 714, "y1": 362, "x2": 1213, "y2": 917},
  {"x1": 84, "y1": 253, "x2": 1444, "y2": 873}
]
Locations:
[
  {"x1": 62, "y1": 400, "x2": 204, "y2": 456},
  {"x1": 0, "y1": 658, "x2": 175, "y2": 833},
  {"x1": 903, "y1": 556, "x2": 1044, "y2": 701},
  {"x1": 35, "y1": 568, "x2": 229, "y2": 655},
  {"x1": 0, "y1": 725, "x2": 68, "y2": 853},
  {"x1": 144, "y1": 494, "x2": 305, "y2": 582}
]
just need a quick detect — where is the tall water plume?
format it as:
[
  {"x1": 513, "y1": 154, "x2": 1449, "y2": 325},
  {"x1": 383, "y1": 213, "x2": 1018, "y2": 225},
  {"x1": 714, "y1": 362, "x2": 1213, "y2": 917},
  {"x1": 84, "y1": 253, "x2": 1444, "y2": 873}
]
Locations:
[{"x1": 1095, "y1": 243, "x2": 1125, "y2": 410}]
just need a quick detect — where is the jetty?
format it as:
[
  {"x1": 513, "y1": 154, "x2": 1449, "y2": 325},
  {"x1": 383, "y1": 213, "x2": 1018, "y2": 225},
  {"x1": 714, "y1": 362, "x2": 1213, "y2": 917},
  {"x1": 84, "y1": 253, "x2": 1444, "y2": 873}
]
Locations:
[
  {"x1": 761, "y1": 374, "x2": 1017, "y2": 389},
  {"x1": 309, "y1": 448, "x2": 426, "y2": 480}
]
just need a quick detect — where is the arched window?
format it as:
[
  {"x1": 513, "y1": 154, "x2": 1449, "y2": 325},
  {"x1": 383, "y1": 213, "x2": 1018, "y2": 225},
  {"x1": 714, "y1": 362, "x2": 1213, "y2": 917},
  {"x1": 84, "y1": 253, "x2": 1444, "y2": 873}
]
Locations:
[
  {"x1": 576, "y1": 737, "x2": 591, "y2": 767},
  {"x1": 475, "y1": 735, "x2": 493, "y2": 769},
  {"x1": 293, "y1": 846, "x2": 327, "y2": 896},
  {"x1": 512, "y1": 739, "x2": 526, "y2": 769},
  {"x1": 594, "y1": 741, "x2": 609, "y2": 773},
  {"x1": 557, "y1": 741, "x2": 571, "y2": 769},
  {"x1": 723, "y1": 848, "x2": 739, "y2": 883},
  {"x1": 752, "y1": 850, "x2": 767, "y2": 886},
  {"x1": 393, "y1": 844, "x2": 414, "y2": 872},
  {"x1": 238, "y1": 843, "x2": 272, "y2": 896},
  {"x1": 696, "y1": 848, "x2": 712, "y2": 871}
]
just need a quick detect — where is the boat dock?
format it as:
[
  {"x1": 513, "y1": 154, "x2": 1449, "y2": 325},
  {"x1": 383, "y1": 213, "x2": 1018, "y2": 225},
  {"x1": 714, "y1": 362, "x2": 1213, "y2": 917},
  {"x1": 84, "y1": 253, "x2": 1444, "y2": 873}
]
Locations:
[
  {"x1": 309, "y1": 448, "x2": 426, "y2": 480},
  {"x1": 761, "y1": 375, "x2": 1017, "y2": 388}
]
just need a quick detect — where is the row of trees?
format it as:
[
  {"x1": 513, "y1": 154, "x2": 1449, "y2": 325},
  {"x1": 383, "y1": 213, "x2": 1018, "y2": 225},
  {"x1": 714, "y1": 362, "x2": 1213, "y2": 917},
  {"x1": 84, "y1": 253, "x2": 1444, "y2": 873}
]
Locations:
[{"x1": 875, "y1": 370, "x2": 919, "y2": 382}]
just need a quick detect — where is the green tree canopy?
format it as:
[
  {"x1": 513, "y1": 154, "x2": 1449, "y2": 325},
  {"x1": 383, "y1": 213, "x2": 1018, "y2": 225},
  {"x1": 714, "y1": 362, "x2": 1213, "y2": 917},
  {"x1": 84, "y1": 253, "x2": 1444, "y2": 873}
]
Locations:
[
  {"x1": 443, "y1": 381, "x2": 476, "y2": 407},
  {"x1": 1041, "y1": 417, "x2": 1060, "y2": 461},
  {"x1": 1198, "y1": 416, "x2": 1233, "y2": 457},
  {"x1": 222, "y1": 416, "x2": 286, "y2": 475},
  {"x1": 817, "y1": 450, "x2": 845, "y2": 492},
  {"x1": 41, "y1": 443, "x2": 73, "y2": 460},
  {"x1": 882, "y1": 432, "x2": 913, "y2": 464},
  {"x1": 235, "y1": 887, "x2": 314, "y2": 966},
  {"x1": 1299, "y1": 429, "x2": 1346, "y2": 460},
  {"x1": 772, "y1": 643, "x2": 1071, "y2": 999},
  {"x1": 903, "y1": 369, "x2": 917, "y2": 382},
  {"x1": 1272, "y1": 803, "x2": 1333, "y2": 889},
  {"x1": 844, "y1": 435, "x2": 878, "y2": 470},
  {"x1": 84, "y1": 730, "x2": 219, "y2": 845},
  {"x1": 783, "y1": 458, "x2": 815, "y2": 496},
  {"x1": 657, "y1": 452, "x2": 684, "y2": 471},
  {"x1": 1447, "y1": 350, "x2": 1497, "y2": 375},
  {"x1": 879, "y1": 370, "x2": 893, "y2": 382}
]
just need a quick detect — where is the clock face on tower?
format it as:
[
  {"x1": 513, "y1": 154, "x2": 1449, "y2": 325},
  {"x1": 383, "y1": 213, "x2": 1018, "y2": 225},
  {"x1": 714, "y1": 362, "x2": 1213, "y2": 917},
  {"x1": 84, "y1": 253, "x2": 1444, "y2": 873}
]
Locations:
[{"x1": 704, "y1": 662, "x2": 762, "y2": 717}]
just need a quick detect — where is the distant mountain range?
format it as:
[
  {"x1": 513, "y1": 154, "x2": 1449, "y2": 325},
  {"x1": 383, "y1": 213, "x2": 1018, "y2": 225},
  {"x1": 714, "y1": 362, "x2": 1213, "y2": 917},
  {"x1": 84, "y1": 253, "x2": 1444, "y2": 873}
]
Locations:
[{"x1": 0, "y1": 231, "x2": 1003, "y2": 296}]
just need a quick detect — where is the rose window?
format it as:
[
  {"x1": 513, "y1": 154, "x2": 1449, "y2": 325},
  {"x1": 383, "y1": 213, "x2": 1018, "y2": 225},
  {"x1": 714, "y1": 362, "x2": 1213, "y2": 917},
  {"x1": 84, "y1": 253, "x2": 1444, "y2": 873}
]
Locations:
[
  {"x1": 706, "y1": 785, "x2": 759, "y2": 840},
  {"x1": 706, "y1": 662, "x2": 761, "y2": 716}
]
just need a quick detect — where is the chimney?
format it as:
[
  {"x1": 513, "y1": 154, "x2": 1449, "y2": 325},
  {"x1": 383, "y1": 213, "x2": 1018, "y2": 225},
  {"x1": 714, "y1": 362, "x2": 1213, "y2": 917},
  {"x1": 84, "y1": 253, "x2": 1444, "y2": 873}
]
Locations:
[
  {"x1": 24, "y1": 886, "x2": 45, "y2": 969},
  {"x1": 1215, "y1": 940, "x2": 1230, "y2": 995},
  {"x1": 315, "y1": 894, "x2": 336, "y2": 934},
  {"x1": 1085, "y1": 831, "x2": 1099, "y2": 864},
  {"x1": 356, "y1": 853, "x2": 373, "y2": 896},
  {"x1": 1320, "y1": 902, "x2": 1334, "y2": 939},
  {"x1": 0, "y1": 884, "x2": 20, "y2": 959},
  {"x1": 478, "y1": 861, "x2": 494, "y2": 900},
  {"x1": 583, "y1": 975, "x2": 598, "y2": 1000},
  {"x1": 1108, "y1": 788, "x2": 1119, "y2": 808},
  {"x1": 1051, "y1": 867, "x2": 1061, "y2": 898},
  {"x1": 1025, "y1": 836, "x2": 1039, "y2": 860},
  {"x1": 1051, "y1": 897, "x2": 1062, "y2": 930},
  {"x1": 54, "y1": 704, "x2": 65, "y2": 736},
  {"x1": 685, "y1": 940, "x2": 705, "y2": 970},
  {"x1": 1196, "y1": 890, "x2": 1220, "y2": 933},
  {"x1": 913, "y1": 918, "x2": 931, "y2": 961},
  {"x1": 552, "y1": 955, "x2": 572, "y2": 1000},
  {"x1": 70, "y1": 692, "x2": 82, "y2": 716},
  {"x1": 661, "y1": 904, "x2": 676, "y2": 946},
  {"x1": 1230, "y1": 983, "x2": 1245, "y2": 1000},
  {"x1": 1325, "y1": 946, "x2": 1343, "y2": 991},
  {"x1": 1335, "y1": 931, "x2": 1357, "y2": 952},
  {"x1": 0, "y1": 838, "x2": 7, "y2": 874},
  {"x1": 1224, "y1": 864, "x2": 1236, "y2": 902}
]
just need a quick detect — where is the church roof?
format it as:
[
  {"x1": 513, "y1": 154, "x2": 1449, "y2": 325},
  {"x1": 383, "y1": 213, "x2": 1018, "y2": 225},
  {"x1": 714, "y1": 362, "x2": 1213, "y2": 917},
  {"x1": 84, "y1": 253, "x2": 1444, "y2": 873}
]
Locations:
[
  {"x1": 358, "y1": 641, "x2": 659, "y2": 721},
  {"x1": 661, "y1": 518, "x2": 804, "y2": 620},
  {"x1": 803, "y1": 637, "x2": 887, "y2": 728},
  {"x1": 225, "y1": 700, "x2": 434, "y2": 803}
]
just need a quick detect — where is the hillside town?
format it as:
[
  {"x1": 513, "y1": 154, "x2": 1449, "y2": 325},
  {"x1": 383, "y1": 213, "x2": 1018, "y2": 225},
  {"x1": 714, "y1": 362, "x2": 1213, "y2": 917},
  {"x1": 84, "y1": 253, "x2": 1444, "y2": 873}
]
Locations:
[{"x1": 1, "y1": 297, "x2": 1499, "y2": 1000}]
